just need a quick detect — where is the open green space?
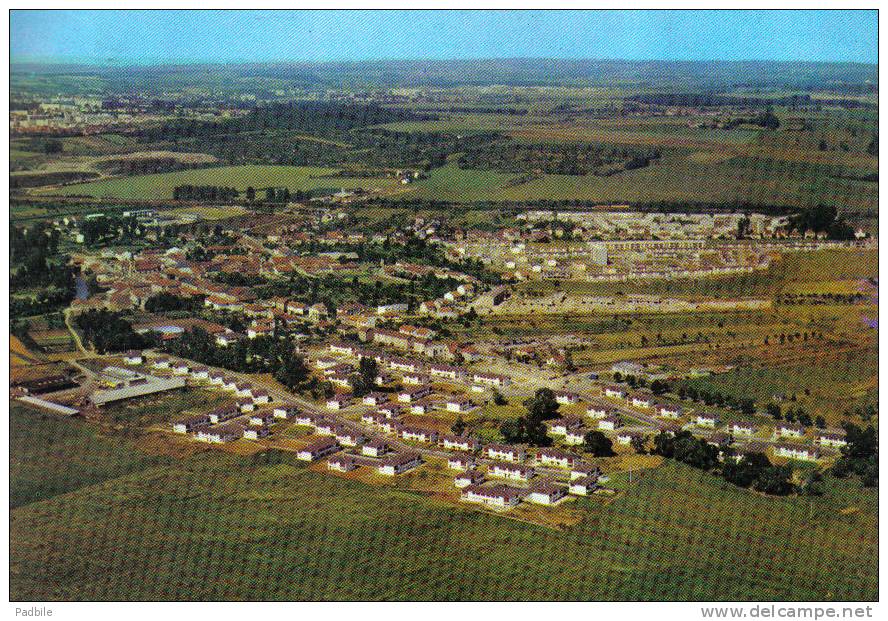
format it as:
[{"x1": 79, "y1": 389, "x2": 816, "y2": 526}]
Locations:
[
  {"x1": 681, "y1": 346, "x2": 879, "y2": 421},
  {"x1": 9, "y1": 403, "x2": 170, "y2": 509},
  {"x1": 400, "y1": 154, "x2": 876, "y2": 211},
  {"x1": 10, "y1": 439, "x2": 876, "y2": 600},
  {"x1": 38, "y1": 165, "x2": 399, "y2": 200},
  {"x1": 99, "y1": 387, "x2": 231, "y2": 428}
]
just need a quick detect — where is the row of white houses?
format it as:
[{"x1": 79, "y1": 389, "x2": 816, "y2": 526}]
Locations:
[
  {"x1": 151, "y1": 355, "x2": 273, "y2": 406},
  {"x1": 322, "y1": 341, "x2": 508, "y2": 394},
  {"x1": 459, "y1": 478, "x2": 588, "y2": 510}
]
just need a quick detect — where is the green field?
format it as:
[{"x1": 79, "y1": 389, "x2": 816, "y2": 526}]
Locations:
[
  {"x1": 99, "y1": 387, "x2": 231, "y2": 428},
  {"x1": 402, "y1": 154, "x2": 876, "y2": 212},
  {"x1": 681, "y1": 346, "x2": 879, "y2": 420},
  {"x1": 43, "y1": 153, "x2": 876, "y2": 212},
  {"x1": 18, "y1": 109, "x2": 878, "y2": 216},
  {"x1": 40, "y1": 165, "x2": 399, "y2": 200},
  {"x1": 9, "y1": 403, "x2": 878, "y2": 600},
  {"x1": 376, "y1": 109, "x2": 878, "y2": 213},
  {"x1": 9, "y1": 404, "x2": 171, "y2": 509},
  {"x1": 404, "y1": 163, "x2": 521, "y2": 201}
]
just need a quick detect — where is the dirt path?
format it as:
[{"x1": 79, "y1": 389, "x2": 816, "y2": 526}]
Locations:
[{"x1": 63, "y1": 308, "x2": 89, "y2": 355}]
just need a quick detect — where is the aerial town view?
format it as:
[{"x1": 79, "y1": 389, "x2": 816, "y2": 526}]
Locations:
[{"x1": 8, "y1": 9, "x2": 880, "y2": 607}]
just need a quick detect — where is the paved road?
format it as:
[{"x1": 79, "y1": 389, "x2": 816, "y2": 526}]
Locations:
[
  {"x1": 153, "y1": 351, "x2": 603, "y2": 479},
  {"x1": 153, "y1": 350, "x2": 831, "y2": 475}
]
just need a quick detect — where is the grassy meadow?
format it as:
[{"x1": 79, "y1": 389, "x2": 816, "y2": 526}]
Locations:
[
  {"x1": 23, "y1": 105, "x2": 878, "y2": 216},
  {"x1": 9, "y1": 404, "x2": 171, "y2": 509},
  {"x1": 373, "y1": 111, "x2": 878, "y2": 213},
  {"x1": 40, "y1": 165, "x2": 399, "y2": 200},
  {"x1": 681, "y1": 346, "x2": 879, "y2": 422},
  {"x1": 9, "y1": 416, "x2": 877, "y2": 600},
  {"x1": 400, "y1": 155, "x2": 876, "y2": 212}
]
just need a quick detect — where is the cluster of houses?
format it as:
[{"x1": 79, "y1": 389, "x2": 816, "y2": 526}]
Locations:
[
  {"x1": 382, "y1": 261, "x2": 482, "y2": 319},
  {"x1": 298, "y1": 434, "x2": 424, "y2": 476},
  {"x1": 352, "y1": 326, "x2": 482, "y2": 364},
  {"x1": 169, "y1": 380, "x2": 430, "y2": 477},
  {"x1": 143, "y1": 353, "x2": 290, "y2": 441},
  {"x1": 601, "y1": 384, "x2": 844, "y2": 461},
  {"x1": 445, "y1": 222, "x2": 779, "y2": 282},
  {"x1": 172, "y1": 401, "x2": 294, "y2": 443},
  {"x1": 72, "y1": 245, "x2": 267, "y2": 317},
  {"x1": 70, "y1": 228, "x2": 491, "y2": 353},
  {"x1": 156, "y1": 336, "x2": 840, "y2": 477},
  {"x1": 276, "y1": 391, "x2": 610, "y2": 510},
  {"x1": 146, "y1": 349, "x2": 604, "y2": 496},
  {"x1": 439, "y1": 213, "x2": 871, "y2": 284},
  {"x1": 315, "y1": 340, "x2": 506, "y2": 413},
  {"x1": 453, "y1": 451, "x2": 606, "y2": 509},
  {"x1": 153, "y1": 355, "x2": 271, "y2": 407}
]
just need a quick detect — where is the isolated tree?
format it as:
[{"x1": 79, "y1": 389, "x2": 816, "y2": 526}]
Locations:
[
  {"x1": 451, "y1": 416, "x2": 467, "y2": 435},
  {"x1": 499, "y1": 416, "x2": 551, "y2": 447},
  {"x1": 359, "y1": 357, "x2": 378, "y2": 390},
  {"x1": 650, "y1": 379, "x2": 669, "y2": 395},
  {"x1": 583, "y1": 431, "x2": 615, "y2": 457},
  {"x1": 349, "y1": 373, "x2": 370, "y2": 397},
  {"x1": 524, "y1": 388, "x2": 560, "y2": 421},
  {"x1": 861, "y1": 459, "x2": 878, "y2": 487},
  {"x1": 672, "y1": 434, "x2": 719, "y2": 470},
  {"x1": 798, "y1": 470, "x2": 824, "y2": 496},
  {"x1": 274, "y1": 353, "x2": 309, "y2": 391},
  {"x1": 722, "y1": 460, "x2": 759, "y2": 488},
  {"x1": 42, "y1": 139, "x2": 63, "y2": 154},
  {"x1": 754, "y1": 465, "x2": 794, "y2": 496},
  {"x1": 756, "y1": 109, "x2": 780, "y2": 130},
  {"x1": 841, "y1": 422, "x2": 878, "y2": 461},
  {"x1": 499, "y1": 418, "x2": 523, "y2": 444},
  {"x1": 721, "y1": 452, "x2": 770, "y2": 488}
]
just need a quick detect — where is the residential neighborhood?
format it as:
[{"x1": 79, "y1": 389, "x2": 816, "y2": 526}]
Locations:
[{"x1": 8, "y1": 8, "x2": 878, "y2": 604}]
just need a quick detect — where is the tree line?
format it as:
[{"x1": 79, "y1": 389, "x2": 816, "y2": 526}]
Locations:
[
  {"x1": 161, "y1": 326, "x2": 330, "y2": 400},
  {"x1": 73, "y1": 310, "x2": 148, "y2": 354},
  {"x1": 172, "y1": 185, "x2": 239, "y2": 201},
  {"x1": 459, "y1": 138, "x2": 661, "y2": 176},
  {"x1": 132, "y1": 101, "x2": 434, "y2": 142},
  {"x1": 788, "y1": 204, "x2": 855, "y2": 240}
]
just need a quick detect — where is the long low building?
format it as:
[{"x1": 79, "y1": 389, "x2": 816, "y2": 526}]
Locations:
[
  {"x1": 91, "y1": 368, "x2": 186, "y2": 406},
  {"x1": 461, "y1": 484, "x2": 524, "y2": 508},
  {"x1": 16, "y1": 396, "x2": 79, "y2": 416}
]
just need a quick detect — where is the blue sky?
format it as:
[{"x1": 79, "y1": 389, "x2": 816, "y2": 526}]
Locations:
[{"x1": 10, "y1": 10, "x2": 878, "y2": 65}]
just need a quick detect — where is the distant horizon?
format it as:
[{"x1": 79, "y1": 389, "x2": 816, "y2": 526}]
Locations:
[
  {"x1": 11, "y1": 10, "x2": 878, "y2": 66},
  {"x1": 10, "y1": 56, "x2": 879, "y2": 69}
]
